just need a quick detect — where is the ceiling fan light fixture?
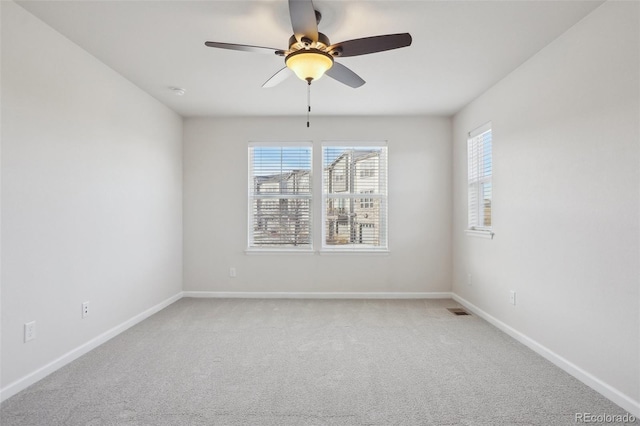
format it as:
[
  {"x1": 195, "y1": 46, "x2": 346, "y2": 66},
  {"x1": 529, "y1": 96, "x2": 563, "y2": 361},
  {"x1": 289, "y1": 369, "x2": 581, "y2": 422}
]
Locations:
[{"x1": 285, "y1": 49, "x2": 334, "y2": 83}]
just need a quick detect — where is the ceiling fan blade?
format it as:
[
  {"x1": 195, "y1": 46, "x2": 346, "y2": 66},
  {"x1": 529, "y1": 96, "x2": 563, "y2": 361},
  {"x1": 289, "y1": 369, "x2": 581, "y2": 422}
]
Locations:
[
  {"x1": 289, "y1": 0, "x2": 318, "y2": 43},
  {"x1": 262, "y1": 67, "x2": 293, "y2": 88},
  {"x1": 325, "y1": 62, "x2": 365, "y2": 88},
  {"x1": 205, "y1": 41, "x2": 282, "y2": 55},
  {"x1": 329, "y1": 33, "x2": 412, "y2": 58}
]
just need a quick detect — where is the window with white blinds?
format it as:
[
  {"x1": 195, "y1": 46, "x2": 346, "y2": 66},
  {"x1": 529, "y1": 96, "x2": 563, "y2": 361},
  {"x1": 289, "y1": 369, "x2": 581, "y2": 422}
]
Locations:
[
  {"x1": 322, "y1": 144, "x2": 388, "y2": 251},
  {"x1": 248, "y1": 143, "x2": 312, "y2": 250},
  {"x1": 467, "y1": 123, "x2": 492, "y2": 230}
]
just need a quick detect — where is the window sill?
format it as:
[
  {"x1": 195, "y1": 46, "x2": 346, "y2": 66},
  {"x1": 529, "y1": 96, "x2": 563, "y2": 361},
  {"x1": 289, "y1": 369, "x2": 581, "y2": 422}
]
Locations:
[
  {"x1": 245, "y1": 248, "x2": 390, "y2": 255},
  {"x1": 319, "y1": 249, "x2": 390, "y2": 255},
  {"x1": 465, "y1": 229, "x2": 494, "y2": 239},
  {"x1": 245, "y1": 248, "x2": 315, "y2": 255}
]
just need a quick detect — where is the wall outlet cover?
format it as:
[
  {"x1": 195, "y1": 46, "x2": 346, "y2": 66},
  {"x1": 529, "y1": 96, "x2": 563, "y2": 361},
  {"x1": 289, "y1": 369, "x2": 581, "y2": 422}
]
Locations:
[{"x1": 24, "y1": 321, "x2": 36, "y2": 342}]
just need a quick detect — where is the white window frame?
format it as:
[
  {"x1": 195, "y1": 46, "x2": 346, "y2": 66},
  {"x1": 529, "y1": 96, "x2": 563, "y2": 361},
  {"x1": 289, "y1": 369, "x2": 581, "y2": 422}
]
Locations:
[
  {"x1": 247, "y1": 142, "x2": 314, "y2": 252},
  {"x1": 466, "y1": 123, "x2": 494, "y2": 239},
  {"x1": 321, "y1": 142, "x2": 389, "y2": 253}
]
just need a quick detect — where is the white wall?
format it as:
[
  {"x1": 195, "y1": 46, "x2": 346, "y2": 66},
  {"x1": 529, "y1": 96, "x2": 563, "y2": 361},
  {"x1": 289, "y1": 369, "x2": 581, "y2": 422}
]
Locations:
[
  {"x1": 1, "y1": 1, "x2": 183, "y2": 392},
  {"x1": 4, "y1": 0, "x2": 636, "y2": 415},
  {"x1": 452, "y1": 0, "x2": 639, "y2": 413},
  {"x1": 184, "y1": 116, "x2": 451, "y2": 294}
]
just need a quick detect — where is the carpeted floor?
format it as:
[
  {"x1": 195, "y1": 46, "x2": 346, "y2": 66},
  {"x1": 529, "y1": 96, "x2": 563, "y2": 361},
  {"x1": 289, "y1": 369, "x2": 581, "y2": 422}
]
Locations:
[{"x1": 1, "y1": 298, "x2": 636, "y2": 425}]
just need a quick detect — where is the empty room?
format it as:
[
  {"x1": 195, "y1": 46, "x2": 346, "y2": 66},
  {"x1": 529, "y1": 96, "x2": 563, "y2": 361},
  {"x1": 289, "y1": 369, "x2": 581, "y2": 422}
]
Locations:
[{"x1": 1, "y1": 0, "x2": 638, "y2": 424}]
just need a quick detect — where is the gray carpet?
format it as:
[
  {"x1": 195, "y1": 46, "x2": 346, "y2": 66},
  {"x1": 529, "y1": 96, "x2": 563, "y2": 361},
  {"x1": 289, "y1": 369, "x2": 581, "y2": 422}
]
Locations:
[{"x1": 1, "y1": 298, "x2": 636, "y2": 425}]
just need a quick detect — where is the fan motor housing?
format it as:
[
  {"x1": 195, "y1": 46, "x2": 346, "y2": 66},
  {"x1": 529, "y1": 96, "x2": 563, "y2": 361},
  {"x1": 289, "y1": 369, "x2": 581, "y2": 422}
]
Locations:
[{"x1": 288, "y1": 33, "x2": 331, "y2": 52}]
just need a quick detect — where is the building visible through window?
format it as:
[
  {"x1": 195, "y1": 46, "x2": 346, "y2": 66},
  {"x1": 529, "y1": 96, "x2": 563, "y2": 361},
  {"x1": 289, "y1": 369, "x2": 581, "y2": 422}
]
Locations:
[
  {"x1": 467, "y1": 124, "x2": 492, "y2": 230},
  {"x1": 248, "y1": 144, "x2": 312, "y2": 249},
  {"x1": 323, "y1": 145, "x2": 388, "y2": 250}
]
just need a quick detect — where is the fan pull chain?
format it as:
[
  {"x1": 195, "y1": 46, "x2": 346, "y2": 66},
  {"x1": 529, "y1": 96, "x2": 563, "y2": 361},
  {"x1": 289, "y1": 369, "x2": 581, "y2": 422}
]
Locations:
[{"x1": 307, "y1": 81, "x2": 311, "y2": 128}]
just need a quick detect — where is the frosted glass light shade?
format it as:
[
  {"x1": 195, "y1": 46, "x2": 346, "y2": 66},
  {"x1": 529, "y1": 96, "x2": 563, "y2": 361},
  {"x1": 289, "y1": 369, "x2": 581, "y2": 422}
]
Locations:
[{"x1": 285, "y1": 50, "x2": 334, "y2": 82}]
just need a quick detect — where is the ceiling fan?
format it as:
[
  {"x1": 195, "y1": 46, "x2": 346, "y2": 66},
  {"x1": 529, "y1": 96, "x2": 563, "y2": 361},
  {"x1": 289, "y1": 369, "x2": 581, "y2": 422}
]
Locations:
[{"x1": 204, "y1": 0, "x2": 412, "y2": 89}]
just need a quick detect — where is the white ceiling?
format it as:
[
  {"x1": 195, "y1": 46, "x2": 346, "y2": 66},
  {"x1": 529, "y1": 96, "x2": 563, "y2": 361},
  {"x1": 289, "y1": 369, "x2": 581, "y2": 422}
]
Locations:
[{"x1": 16, "y1": 0, "x2": 603, "y2": 118}]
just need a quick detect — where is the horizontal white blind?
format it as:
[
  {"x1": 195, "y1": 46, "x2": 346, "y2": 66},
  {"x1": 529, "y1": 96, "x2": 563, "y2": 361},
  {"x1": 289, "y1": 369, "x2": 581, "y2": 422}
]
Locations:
[
  {"x1": 248, "y1": 145, "x2": 312, "y2": 249},
  {"x1": 468, "y1": 125, "x2": 492, "y2": 230},
  {"x1": 322, "y1": 144, "x2": 388, "y2": 250}
]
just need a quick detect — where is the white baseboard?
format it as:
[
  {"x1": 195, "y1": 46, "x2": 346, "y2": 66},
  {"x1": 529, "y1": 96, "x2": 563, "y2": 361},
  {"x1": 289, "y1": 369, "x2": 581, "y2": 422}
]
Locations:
[
  {"x1": 0, "y1": 292, "x2": 183, "y2": 403},
  {"x1": 5, "y1": 290, "x2": 637, "y2": 419},
  {"x1": 451, "y1": 293, "x2": 640, "y2": 418},
  {"x1": 182, "y1": 291, "x2": 453, "y2": 299}
]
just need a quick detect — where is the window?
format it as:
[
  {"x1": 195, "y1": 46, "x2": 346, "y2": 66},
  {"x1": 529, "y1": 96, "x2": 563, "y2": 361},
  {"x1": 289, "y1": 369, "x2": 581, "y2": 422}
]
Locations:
[
  {"x1": 359, "y1": 169, "x2": 375, "y2": 178},
  {"x1": 359, "y1": 190, "x2": 374, "y2": 209},
  {"x1": 467, "y1": 123, "x2": 492, "y2": 231},
  {"x1": 248, "y1": 143, "x2": 312, "y2": 250},
  {"x1": 323, "y1": 144, "x2": 388, "y2": 251}
]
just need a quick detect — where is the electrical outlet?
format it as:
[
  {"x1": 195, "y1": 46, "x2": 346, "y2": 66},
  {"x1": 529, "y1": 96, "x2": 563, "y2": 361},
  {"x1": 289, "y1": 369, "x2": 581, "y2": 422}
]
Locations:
[
  {"x1": 509, "y1": 291, "x2": 516, "y2": 306},
  {"x1": 467, "y1": 273, "x2": 472, "y2": 286},
  {"x1": 24, "y1": 321, "x2": 36, "y2": 342},
  {"x1": 82, "y1": 301, "x2": 90, "y2": 318},
  {"x1": 230, "y1": 267, "x2": 237, "y2": 278}
]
